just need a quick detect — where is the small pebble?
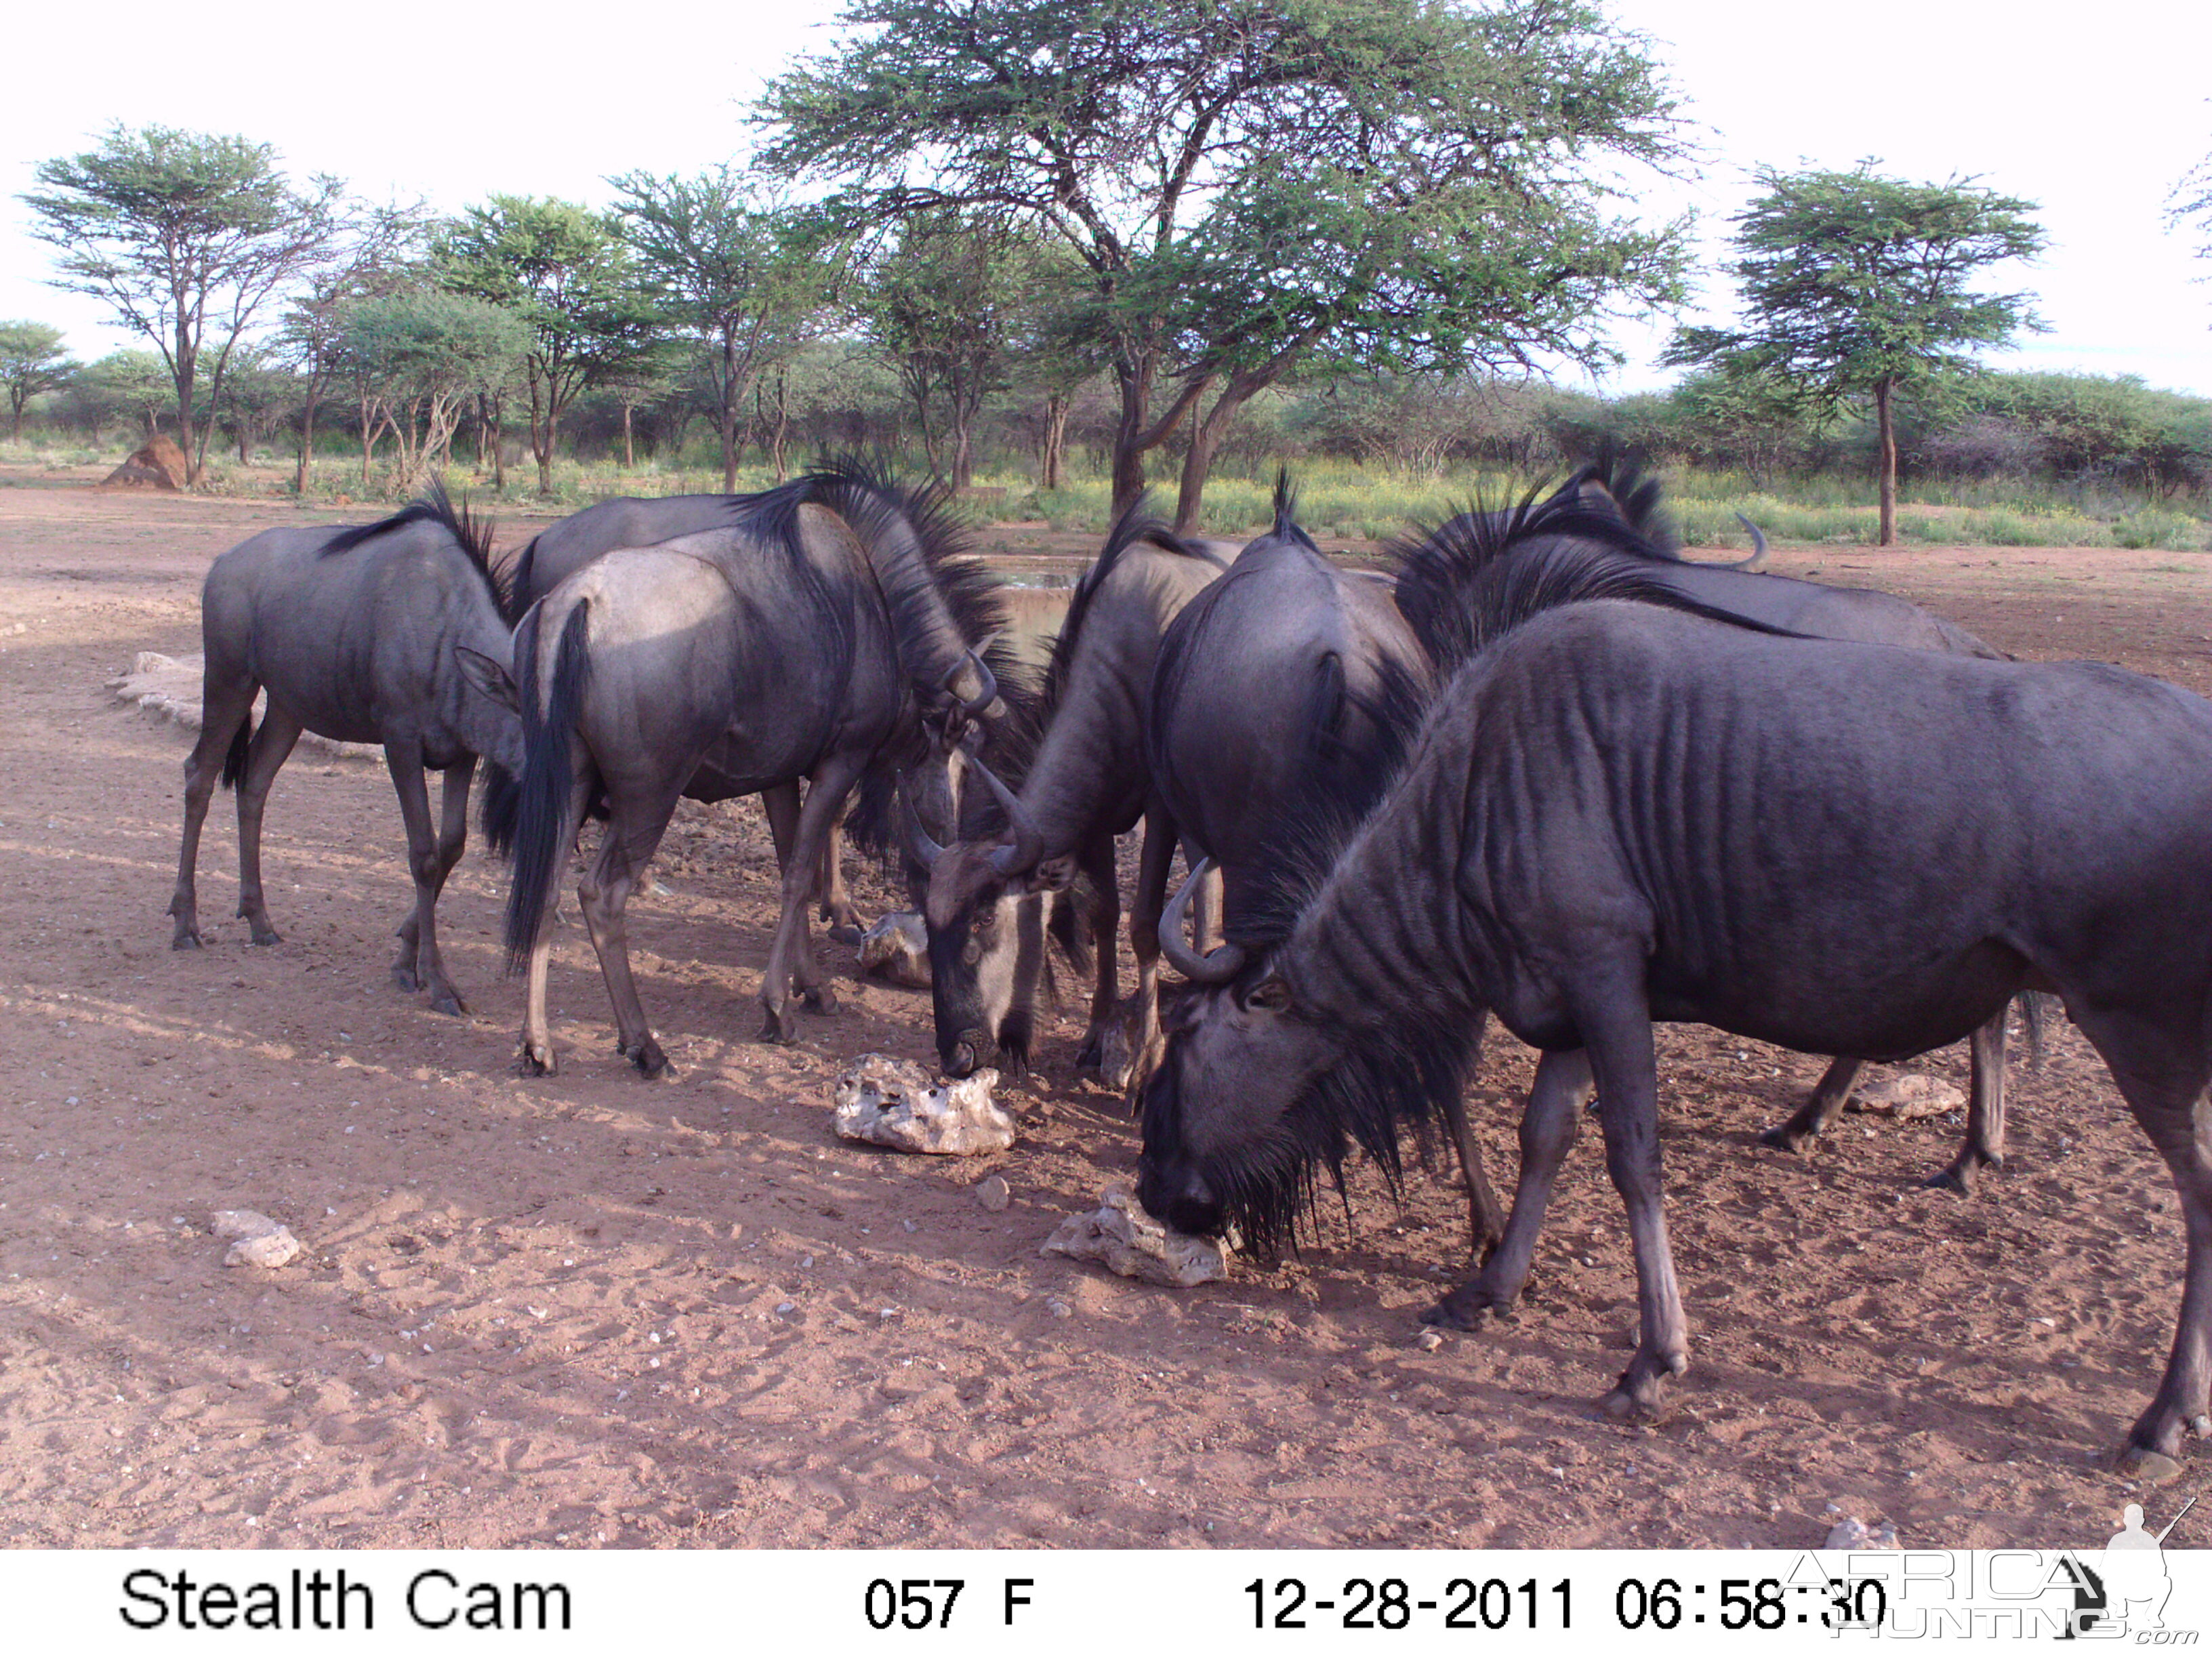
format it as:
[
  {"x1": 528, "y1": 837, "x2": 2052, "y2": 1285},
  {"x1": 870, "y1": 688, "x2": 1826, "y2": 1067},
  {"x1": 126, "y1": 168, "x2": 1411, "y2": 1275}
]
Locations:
[
  {"x1": 1046, "y1": 1297, "x2": 1073, "y2": 1319},
  {"x1": 1416, "y1": 1330, "x2": 1444, "y2": 1352},
  {"x1": 977, "y1": 1175, "x2": 1011, "y2": 1212}
]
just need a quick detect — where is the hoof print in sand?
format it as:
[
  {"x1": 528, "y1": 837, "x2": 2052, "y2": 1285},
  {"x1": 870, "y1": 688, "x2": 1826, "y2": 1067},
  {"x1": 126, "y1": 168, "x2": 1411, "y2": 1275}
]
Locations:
[
  {"x1": 832, "y1": 1054, "x2": 1014, "y2": 1155},
  {"x1": 1042, "y1": 1189, "x2": 1228, "y2": 1288},
  {"x1": 856, "y1": 912, "x2": 932, "y2": 989},
  {"x1": 1845, "y1": 1073, "x2": 1966, "y2": 1120},
  {"x1": 212, "y1": 1208, "x2": 302, "y2": 1269}
]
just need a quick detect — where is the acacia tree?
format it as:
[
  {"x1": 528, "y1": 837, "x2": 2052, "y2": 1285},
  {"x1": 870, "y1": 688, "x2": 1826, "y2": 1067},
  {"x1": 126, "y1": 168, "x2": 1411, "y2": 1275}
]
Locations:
[
  {"x1": 760, "y1": 0, "x2": 1690, "y2": 526},
  {"x1": 437, "y1": 196, "x2": 661, "y2": 493},
  {"x1": 608, "y1": 167, "x2": 836, "y2": 490},
  {"x1": 2171, "y1": 146, "x2": 2212, "y2": 268},
  {"x1": 276, "y1": 202, "x2": 424, "y2": 492},
  {"x1": 338, "y1": 290, "x2": 530, "y2": 491},
  {"x1": 21, "y1": 125, "x2": 342, "y2": 485},
  {"x1": 0, "y1": 321, "x2": 80, "y2": 441},
  {"x1": 1666, "y1": 163, "x2": 2045, "y2": 546}
]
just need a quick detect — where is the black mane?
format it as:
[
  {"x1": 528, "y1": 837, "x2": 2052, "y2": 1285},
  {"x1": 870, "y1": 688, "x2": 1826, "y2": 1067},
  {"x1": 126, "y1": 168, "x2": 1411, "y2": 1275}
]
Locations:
[{"x1": 319, "y1": 478, "x2": 513, "y2": 622}]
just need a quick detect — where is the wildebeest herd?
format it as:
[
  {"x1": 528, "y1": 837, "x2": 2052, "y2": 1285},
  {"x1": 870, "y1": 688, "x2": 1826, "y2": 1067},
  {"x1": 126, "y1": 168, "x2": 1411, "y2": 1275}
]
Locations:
[{"x1": 167, "y1": 457, "x2": 2212, "y2": 1477}]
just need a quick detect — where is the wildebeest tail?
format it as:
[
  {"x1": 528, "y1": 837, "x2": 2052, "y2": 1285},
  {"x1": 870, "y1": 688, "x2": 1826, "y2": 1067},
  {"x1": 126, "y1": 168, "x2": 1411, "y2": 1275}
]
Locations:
[
  {"x1": 2017, "y1": 990, "x2": 2058, "y2": 1069},
  {"x1": 502, "y1": 600, "x2": 593, "y2": 972},
  {"x1": 480, "y1": 761, "x2": 520, "y2": 858},
  {"x1": 219, "y1": 710, "x2": 255, "y2": 791}
]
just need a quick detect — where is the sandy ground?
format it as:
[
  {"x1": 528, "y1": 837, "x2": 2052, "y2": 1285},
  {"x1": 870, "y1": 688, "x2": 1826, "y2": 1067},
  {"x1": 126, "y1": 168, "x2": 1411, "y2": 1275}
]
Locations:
[{"x1": 1, "y1": 472, "x2": 2208, "y2": 1552}]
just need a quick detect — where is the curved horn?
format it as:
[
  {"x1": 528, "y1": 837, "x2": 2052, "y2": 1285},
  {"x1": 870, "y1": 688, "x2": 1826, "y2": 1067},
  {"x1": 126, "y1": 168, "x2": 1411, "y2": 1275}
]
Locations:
[
  {"x1": 956, "y1": 644, "x2": 998, "y2": 719},
  {"x1": 1160, "y1": 859, "x2": 1245, "y2": 984},
  {"x1": 969, "y1": 753, "x2": 1046, "y2": 876},
  {"x1": 1717, "y1": 512, "x2": 1770, "y2": 572},
  {"x1": 902, "y1": 783, "x2": 947, "y2": 871}
]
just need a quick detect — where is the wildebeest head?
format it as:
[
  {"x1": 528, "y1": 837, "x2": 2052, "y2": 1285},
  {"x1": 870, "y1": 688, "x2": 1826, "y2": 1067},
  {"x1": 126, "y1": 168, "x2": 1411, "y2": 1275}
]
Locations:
[
  {"x1": 1133, "y1": 859, "x2": 1463, "y2": 1252},
  {"x1": 914, "y1": 750, "x2": 1052, "y2": 1078}
]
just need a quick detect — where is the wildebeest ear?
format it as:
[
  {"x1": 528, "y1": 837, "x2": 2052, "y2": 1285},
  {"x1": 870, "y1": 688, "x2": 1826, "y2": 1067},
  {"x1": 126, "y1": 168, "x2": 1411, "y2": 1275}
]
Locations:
[
  {"x1": 1029, "y1": 854, "x2": 1076, "y2": 893},
  {"x1": 454, "y1": 645, "x2": 518, "y2": 713},
  {"x1": 1576, "y1": 476, "x2": 1623, "y2": 516}
]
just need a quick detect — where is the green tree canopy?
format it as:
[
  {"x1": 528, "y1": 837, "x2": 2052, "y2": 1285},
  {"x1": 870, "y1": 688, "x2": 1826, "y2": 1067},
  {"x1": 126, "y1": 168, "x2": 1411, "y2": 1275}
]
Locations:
[
  {"x1": 436, "y1": 195, "x2": 662, "y2": 493},
  {"x1": 760, "y1": 0, "x2": 1692, "y2": 527},
  {"x1": 337, "y1": 289, "x2": 530, "y2": 489},
  {"x1": 21, "y1": 125, "x2": 342, "y2": 483},
  {"x1": 608, "y1": 166, "x2": 839, "y2": 489},
  {"x1": 1665, "y1": 162, "x2": 2045, "y2": 544},
  {"x1": 0, "y1": 321, "x2": 81, "y2": 441}
]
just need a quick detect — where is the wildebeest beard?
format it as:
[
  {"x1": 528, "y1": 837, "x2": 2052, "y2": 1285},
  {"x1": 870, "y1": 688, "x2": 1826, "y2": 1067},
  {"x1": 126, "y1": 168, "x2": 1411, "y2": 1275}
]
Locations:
[{"x1": 1140, "y1": 984, "x2": 1480, "y2": 1260}]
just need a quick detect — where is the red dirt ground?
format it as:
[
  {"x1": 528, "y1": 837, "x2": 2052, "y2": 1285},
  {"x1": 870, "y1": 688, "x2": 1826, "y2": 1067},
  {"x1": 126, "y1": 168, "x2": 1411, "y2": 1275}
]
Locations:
[{"x1": 1, "y1": 474, "x2": 2207, "y2": 1550}]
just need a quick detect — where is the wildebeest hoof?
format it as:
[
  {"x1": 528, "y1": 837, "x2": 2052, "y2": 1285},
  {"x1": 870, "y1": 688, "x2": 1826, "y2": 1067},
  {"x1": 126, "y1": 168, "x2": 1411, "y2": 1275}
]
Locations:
[
  {"x1": 802, "y1": 984, "x2": 838, "y2": 1015},
  {"x1": 1600, "y1": 1385, "x2": 1673, "y2": 1424},
  {"x1": 516, "y1": 1044, "x2": 556, "y2": 1078},
  {"x1": 1924, "y1": 1156, "x2": 1996, "y2": 1195},
  {"x1": 1423, "y1": 1283, "x2": 1513, "y2": 1330},
  {"x1": 249, "y1": 925, "x2": 283, "y2": 946},
  {"x1": 392, "y1": 966, "x2": 421, "y2": 993},
  {"x1": 827, "y1": 922, "x2": 863, "y2": 947},
  {"x1": 626, "y1": 1041, "x2": 672, "y2": 1078},
  {"x1": 428, "y1": 989, "x2": 467, "y2": 1018},
  {"x1": 1757, "y1": 1122, "x2": 1814, "y2": 1153},
  {"x1": 172, "y1": 930, "x2": 202, "y2": 951},
  {"x1": 758, "y1": 1005, "x2": 800, "y2": 1045}
]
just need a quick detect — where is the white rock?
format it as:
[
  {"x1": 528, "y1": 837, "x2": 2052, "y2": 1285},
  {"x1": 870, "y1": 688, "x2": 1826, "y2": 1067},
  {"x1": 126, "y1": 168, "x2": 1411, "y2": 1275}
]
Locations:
[
  {"x1": 1041, "y1": 1189, "x2": 1228, "y2": 1288},
  {"x1": 857, "y1": 912, "x2": 931, "y2": 988},
  {"x1": 1845, "y1": 1073, "x2": 1966, "y2": 1120},
  {"x1": 832, "y1": 1054, "x2": 1014, "y2": 1155},
  {"x1": 109, "y1": 654, "x2": 376, "y2": 758},
  {"x1": 1824, "y1": 1515, "x2": 1900, "y2": 1550},
  {"x1": 212, "y1": 1208, "x2": 302, "y2": 1269},
  {"x1": 976, "y1": 1174, "x2": 1012, "y2": 1213}
]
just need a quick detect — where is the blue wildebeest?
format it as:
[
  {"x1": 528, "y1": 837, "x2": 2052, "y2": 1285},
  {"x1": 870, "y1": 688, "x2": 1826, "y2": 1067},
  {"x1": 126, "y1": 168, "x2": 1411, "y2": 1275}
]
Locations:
[
  {"x1": 481, "y1": 464, "x2": 1014, "y2": 1074},
  {"x1": 167, "y1": 483, "x2": 524, "y2": 1015},
  {"x1": 1138, "y1": 507, "x2": 2212, "y2": 1469},
  {"x1": 499, "y1": 490, "x2": 874, "y2": 944},
  {"x1": 916, "y1": 501, "x2": 1229, "y2": 1084},
  {"x1": 1143, "y1": 483, "x2": 1505, "y2": 1252},
  {"x1": 1393, "y1": 459, "x2": 2030, "y2": 1193}
]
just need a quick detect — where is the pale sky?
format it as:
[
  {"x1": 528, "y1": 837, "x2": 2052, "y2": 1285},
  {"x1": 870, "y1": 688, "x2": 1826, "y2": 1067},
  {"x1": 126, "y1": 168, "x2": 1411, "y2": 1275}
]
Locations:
[{"x1": 3, "y1": 0, "x2": 2208, "y2": 396}]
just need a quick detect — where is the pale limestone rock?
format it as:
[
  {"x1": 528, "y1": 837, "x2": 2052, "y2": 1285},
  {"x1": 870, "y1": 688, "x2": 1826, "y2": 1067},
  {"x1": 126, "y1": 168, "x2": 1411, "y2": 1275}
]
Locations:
[
  {"x1": 976, "y1": 1174, "x2": 1012, "y2": 1212},
  {"x1": 1846, "y1": 1073, "x2": 1967, "y2": 1120},
  {"x1": 1041, "y1": 1189, "x2": 1227, "y2": 1288},
  {"x1": 1823, "y1": 1515, "x2": 1900, "y2": 1550},
  {"x1": 213, "y1": 1209, "x2": 302, "y2": 1269},
  {"x1": 832, "y1": 1054, "x2": 1013, "y2": 1155},
  {"x1": 857, "y1": 912, "x2": 931, "y2": 988}
]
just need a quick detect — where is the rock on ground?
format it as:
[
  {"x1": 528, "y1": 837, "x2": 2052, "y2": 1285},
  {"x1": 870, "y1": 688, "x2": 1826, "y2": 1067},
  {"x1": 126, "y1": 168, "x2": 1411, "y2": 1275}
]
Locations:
[
  {"x1": 1042, "y1": 1189, "x2": 1228, "y2": 1288},
  {"x1": 1824, "y1": 1515, "x2": 1900, "y2": 1550},
  {"x1": 857, "y1": 912, "x2": 931, "y2": 988},
  {"x1": 1846, "y1": 1073, "x2": 1967, "y2": 1120},
  {"x1": 832, "y1": 1054, "x2": 1014, "y2": 1155},
  {"x1": 212, "y1": 1209, "x2": 302, "y2": 1269}
]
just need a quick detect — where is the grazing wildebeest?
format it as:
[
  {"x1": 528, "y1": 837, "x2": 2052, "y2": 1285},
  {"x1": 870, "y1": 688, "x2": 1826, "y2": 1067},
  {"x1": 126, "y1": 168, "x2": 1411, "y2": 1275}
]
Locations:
[
  {"x1": 1139, "y1": 515, "x2": 2212, "y2": 1469},
  {"x1": 1143, "y1": 485, "x2": 1504, "y2": 1252},
  {"x1": 1393, "y1": 460, "x2": 2029, "y2": 1193},
  {"x1": 484, "y1": 464, "x2": 1012, "y2": 1073},
  {"x1": 167, "y1": 483, "x2": 523, "y2": 1015},
  {"x1": 918, "y1": 501, "x2": 1229, "y2": 1084}
]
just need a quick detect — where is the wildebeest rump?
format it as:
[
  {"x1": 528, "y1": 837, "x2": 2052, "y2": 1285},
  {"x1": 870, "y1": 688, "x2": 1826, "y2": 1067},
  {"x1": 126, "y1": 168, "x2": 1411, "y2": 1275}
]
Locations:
[
  {"x1": 1139, "y1": 521, "x2": 2212, "y2": 1467},
  {"x1": 488, "y1": 464, "x2": 1014, "y2": 1073},
  {"x1": 920, "y1": 501, "x2": 1229, "y2": 1083},
  {"x1": 169, "y1": 483, "x2": 523, "y2": 1015},
  {"x1": 1392, "y1": 462, "x2": 2026, "y2": 1191}
]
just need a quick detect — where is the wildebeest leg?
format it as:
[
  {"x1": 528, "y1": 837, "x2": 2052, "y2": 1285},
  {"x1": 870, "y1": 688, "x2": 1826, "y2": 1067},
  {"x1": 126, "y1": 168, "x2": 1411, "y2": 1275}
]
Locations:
[
  {"x1": 1115, "y1": 811, "x2": 1180, "y2": 1098},
  {"x1": 169, "y1": 672, "x2": 260, "y2": 949},
  {"x1": 1926, "y1": 1012, "x2": 2007, "y2": 1193},
  {"x1": 1439, "y1": 1008, "x2": 1506, "y2": 1261},
  {"x1": 232, "y1": 705, "x2": 305, "y2": 947},
  {"x1": 387, "y1": 752, "x2": 475, "y2": 1015},
  {"x1": 815, "y1": 814, "x2": 864, "y2": 946},
  {"x1": 2074, "y1": 1010, "x2": 2212, "y2": 1465},
  {"x1": 1073, "y1": 833, "x2": 1122, "y2": 1072},
  {"x1": 1759, "y1": 1055, "x2": 1864, "y2": 1152},
  {"x1": 758, "y1": 755, "x2": 865, "y2": 1042},
  {"x1": 1577, "y1": 984, "x2": 1689, "y2": 1421},
  {"x1": 760, "y1": 781, "x2": 834, "y2": 1025},
  {"x1": 1427, "y1": 1047, "x2": 1592, "y2": 1326},
  {"x1": 516, "y1": 777, "x2": 591, "y2": 1077},
  {"x1": 577, "y1": 786, "x2": 682, "y2": 1077}
]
